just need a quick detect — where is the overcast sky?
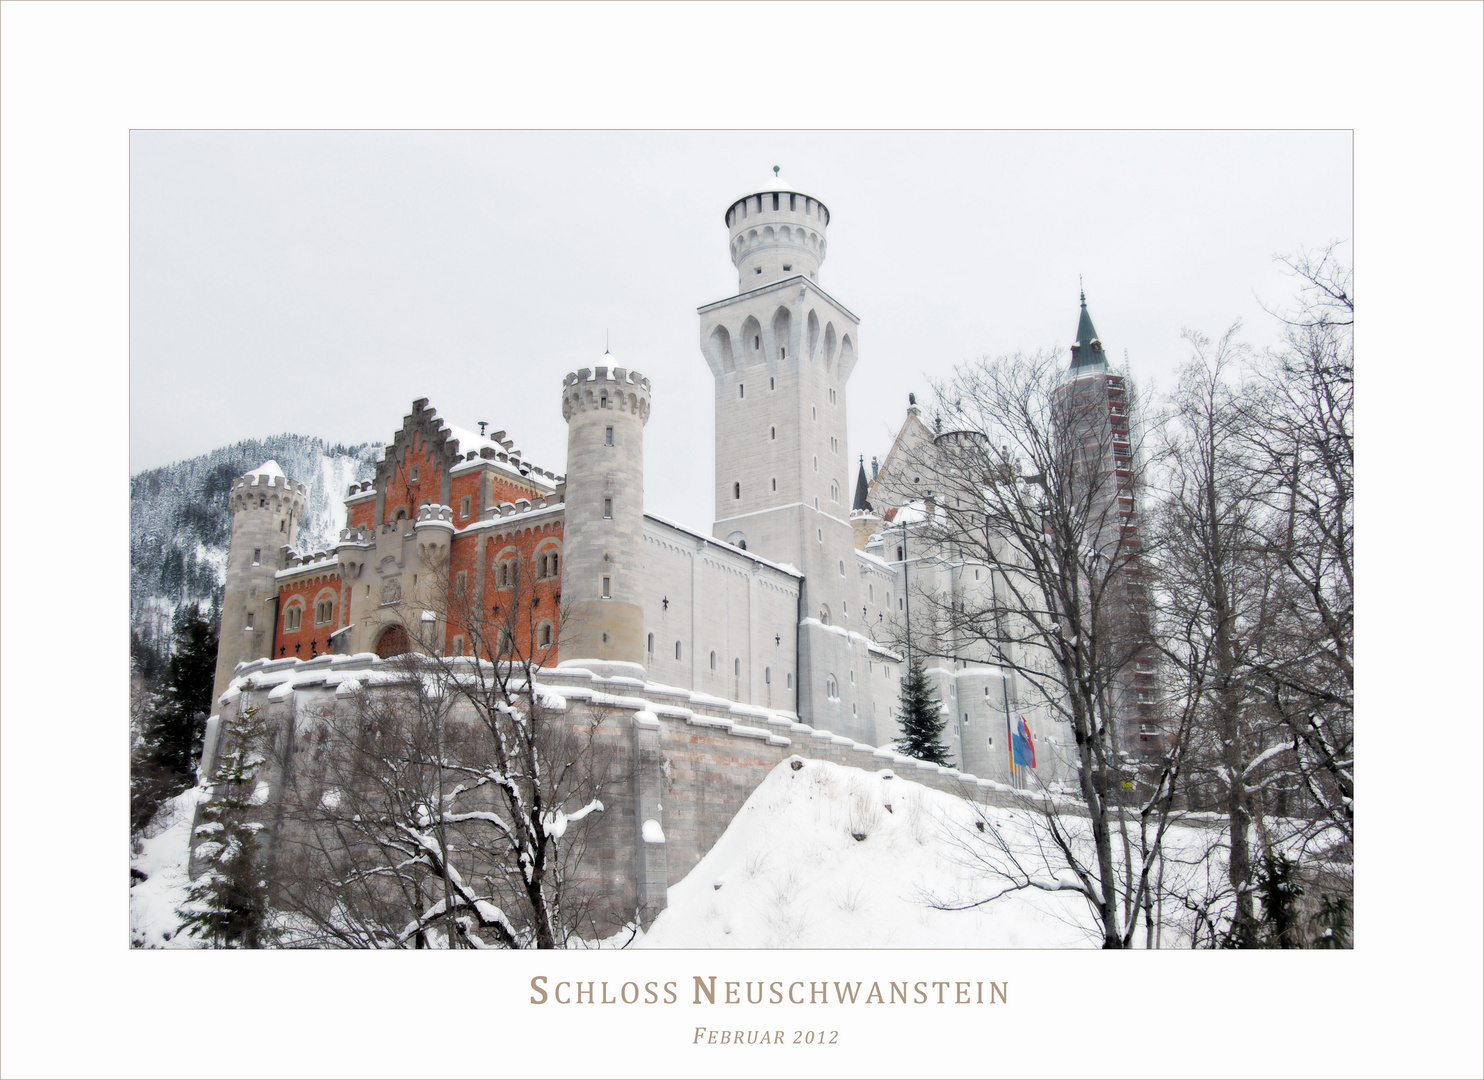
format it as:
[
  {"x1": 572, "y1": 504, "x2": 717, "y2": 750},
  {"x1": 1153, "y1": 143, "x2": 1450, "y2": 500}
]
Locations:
[{"x1": 130, "y1": 130, "x2": 1351, "y2": 523}]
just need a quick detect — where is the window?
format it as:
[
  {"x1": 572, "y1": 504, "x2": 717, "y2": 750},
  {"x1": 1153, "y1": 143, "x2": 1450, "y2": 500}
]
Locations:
[
  {"x1": 869, "y1": 584, "x2": 874, "y2": 602},
  {"x1": 410, "y1": 466, "x2": 420, "y2": 482},
  {"x1": 830, "y1": 481, "x2": 839, "y2": 502},
  {"x1": 772, "y1": 193, "x2": 779, "y2": 210},
  {"x1": 284, "y1": 606, "x2": 303, "y2": 631},
  {"x1": 453, "y1": 635, "x2": 464, "y2": 655},
  {"x1": 605, "y1": 426, "x2": 614, "y2": 446},
  {"x1": 734, "y1": 482, "x2": 741, "y2": 499},
  {"x1": 460, "y1": 496, "x2": 471, "y2": 518},
  {"x1": 765, "y1": 666, "x2": 771, "y2": 685},
  {"x1": 455, "y1": 569, "x2": 467, "y2": 594},
  {"x1": 769, "y1": 377, "x2": 775, "y2": 390},
  {"x1": 830, "y1": 436, "x2": 838, "y2": 452},
  {"x1": 739, "y1": 384, "x2": 745, "y2": 399},
  {"x1": 647, "y1": 633, "x2": 654, "y2": 655},
  {"x1": 787, "y1": 672, "x2": 793, "y2": 689},
  {"x1": 780, "y1": 347, "x2": 786, "y2": 359},
  {"x1": 818, "y1": 528, "x2": 823, "y2": 543},
  {"x1": 602, "y1": 576, "x2": 611, "y2": 598},
  {"x1": 789, "y1": 194, "x2": 796, "y2": 210},
  {"x1": 676, "y1": 640, "x2": 683, "y2": 660},
  {"x1": 604, "y1": 498, "x2": 613, "y2": 519},
  {"x1": 770, "y1": 426, "x2": 775, "y2": 440},
  {"x1": 259, "y1": 496, "x2": 265, "y2": 508},
  {"x1": 280, "y1": 521, "x2": 285, "y2": 532},
  {"x1": 754, "y1": 335, "x2": 760, "y2": 349},
  {"x1": 826, "y1": 675, "x2": 838, "y2": 699},
  {"x1": 252, "y1": 548, "x2": 261, "y2": 564},
  {"x1": 813, "y1": 455, "x2": 818, "y2": 472},
  {"x1": 819, "y1": 604, "x2": 831, "y2": 626},
  {"x1": 734, "y1": 658, "x2": 741, "y2": 677},
  {"x1": 315, "y1": 599, "x2": 334, "y2": 626},
  {"x1": 539, "y1": 622, "x2": 553, "y2": 647},
  {"x1": 245, "y1": 613, "x2": 254, "y2": 630},
  {"x1": 896, "y1": 546, "x2": 904, "y2": 561},
  {"x1": 829, "y1": 388, "x2": 837, "y2": 404},
  {"x1": 771, "y1": 478, "x2": 777, "y2": 491},
  {"x1": 839, "y1": 560, "x2": 845, "y2": 576},
  {"x1": 600, "y1": 393, "x2": 609, "y2": 408},
  {"x1": 710, "y1": 651, "x2": 717, "y2": 670},
  {"x1": 812, "y1": 406, "x2": 817, "y2": 420}
]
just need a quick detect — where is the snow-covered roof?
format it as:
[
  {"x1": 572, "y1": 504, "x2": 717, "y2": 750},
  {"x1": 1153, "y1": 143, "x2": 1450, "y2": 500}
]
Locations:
[{"x1": 252, "y1": 459, "x2": 285, "y2": 479}]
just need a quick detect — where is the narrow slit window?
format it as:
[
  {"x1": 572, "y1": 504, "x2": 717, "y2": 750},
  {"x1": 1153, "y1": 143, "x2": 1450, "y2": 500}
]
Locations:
[
  {"x1": 734, "y1": 482, "x2": 741, "y2": 499},
  {"x1": 605, "y1": 426, "x2": 613, "y2": 446},
  {"x1": 739, "y1": 384, "x2": 745, "y2": 398},
  {"x1": 602, "y1": 576, "x2": 611, "y2": 598},
  {"x1": 604, "y1": 498, "x2": 613, "y2": 519}
]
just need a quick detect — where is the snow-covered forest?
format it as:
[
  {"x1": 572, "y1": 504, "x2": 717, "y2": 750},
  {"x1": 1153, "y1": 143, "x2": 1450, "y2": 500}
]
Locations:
[{"x1": 130, "y1": 435, "x2": 381, "y2": 655}]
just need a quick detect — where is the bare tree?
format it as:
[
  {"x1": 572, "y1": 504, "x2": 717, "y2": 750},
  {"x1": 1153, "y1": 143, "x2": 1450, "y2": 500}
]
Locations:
[
  {"x1": 1240, "y1": 247, "x2": 1354, "y2": 849},
  {"x1": 916, "y1": 350, "x2": 1183, "y2": 948},
  {"x1": 1149, "y1": 324, "x2": 1304, "y2": 945},
  {"x1": 258, "y1": 540, "x2": 627, "y2": 947}
]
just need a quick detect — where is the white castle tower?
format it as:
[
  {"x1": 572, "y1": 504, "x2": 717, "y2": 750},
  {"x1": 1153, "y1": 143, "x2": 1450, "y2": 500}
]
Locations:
[
  {"x1": 212, "y1": 460, "x2": 306, "y2": 704},
  {"x1": 559, "y1": 357, "x2": 652, "y2": 669},
  {"x1": 698, "y1": 181, "x2": 871, "y2": 740}
]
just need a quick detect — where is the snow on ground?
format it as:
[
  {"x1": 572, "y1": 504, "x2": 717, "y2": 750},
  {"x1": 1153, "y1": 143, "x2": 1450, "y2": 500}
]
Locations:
[
  {"x1": 636, "y1": 757, "x2": 1100, "y2": 948},
  {"x1": 130, "y1": 788, "x2": 205, "y2": 948}
]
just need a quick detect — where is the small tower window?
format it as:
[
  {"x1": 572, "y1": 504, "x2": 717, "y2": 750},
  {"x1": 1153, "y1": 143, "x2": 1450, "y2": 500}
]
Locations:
[
  {"x1": 770, "y1": 426, "x2": 775, "y2": 440},
  {"x1": 734, "y1": 482, "x2": 741, "y2": 499},
  {"x1": 460, "y1": 496, "x2": 471, "y2": 518},
  {"x1": 605, "y1": 426, "x2": 613, "y2": 445},
  {"x1": 280, "y1": 521, "x2": 285, "y2": 532},
  {"x1": 789, "y1": 194, "x2": 796, "y2": 210},
  {"x1": 754, "y1": 335, "x2": 760, "y2": 349},
  {"x1": 772, "y1": 193, "x2": 779, "y2": 210},
  {"x1": 604, "y1": 498, "x2": 613, "y2": 519},
  {"x1": 765, "y1": 667, "x2": 772, "y2": 684},
  {"x1": 245, "y1": 613, "x2": 254, "y2": 630},
  {"x1": 787, "y1": 672, "x2": 793, "y2": 689},
  {"x1": 739, "y1": 383, "x2": 745, "y2": 399},
  {"x1": 769, "y1": 377, "x2": 775, "y2": 390},
  {"x1": 602, "y1": 576, "x2": 611, "y2": 598},
  {"x1": 252, "y1": 548, "x2": 261, "y2": 564},
  {"x1": 734, "y1": 657, "x2": 741, "y2": 677},
  {"x1": 647, "y1": 632, "x2": 654, "y2": 655},
  {"x1": 772, "y1": 478, "x2": 777, "y2": 491},
  {"x1": 676, "y1": 641, "x2": 683, "y2": 660},
  {"x1": 410, "y1": 466, "x2": 420, "y2": 482},
  {"x1": 812, "y1": 406, "x2": 817, "y2": 420},
  {"x1": 710, "y1": 651, "x2": 717, "y2": 671},
  {"x1": 813, "y1": 455, "x2": 818, "y2": 472},
  {"x1": 830, "y1": 481, "x2": 839, "y2": 502},
  {"x1": 600, "y1": 394, "x2": 609, "y2": 408},
  {"x1": 780, "y1": 347, "x2": 786, "y2": 359}
]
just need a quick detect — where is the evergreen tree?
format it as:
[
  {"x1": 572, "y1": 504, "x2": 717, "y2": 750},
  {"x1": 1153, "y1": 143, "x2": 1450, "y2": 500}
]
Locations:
[
  {"x1": 893, "y1": 662, "x2": 954, "y2": 766},
  {"x1": 132, "y1": 604, "x2": 219, "y2": 834},
  {"x1": 1311, "y1": 893, "x2": 1351, "y2": 949},
  {"x1": 178, "y1": 704, "x2": 271, "y2": 948},
  {"x1": 1254, "y1": 849, "x2": 1304, "y2": 948},
  {"x1": 149, "y1": 604, "x2": 219, "y2": 776}
]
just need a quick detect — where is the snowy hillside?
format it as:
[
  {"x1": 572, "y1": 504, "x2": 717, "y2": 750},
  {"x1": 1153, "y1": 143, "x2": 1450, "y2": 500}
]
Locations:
[
  {"x1": 132, "y1": 756, "x2": 1235, "y2": 949},
  {"x1": 130, "y1": 435, "x2": 381, "y2": 650}
]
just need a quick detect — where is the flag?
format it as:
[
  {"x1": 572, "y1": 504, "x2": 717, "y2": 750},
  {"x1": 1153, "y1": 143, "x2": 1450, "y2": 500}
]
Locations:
[{"x1": 1012, "y1": 716, "x2": 1036, "y2": 768}]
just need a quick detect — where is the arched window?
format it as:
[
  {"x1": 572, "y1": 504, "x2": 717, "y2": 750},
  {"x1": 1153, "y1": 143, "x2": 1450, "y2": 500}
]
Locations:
[
  {"x1": 538, "y1": 621, "x2": 554, "y2": 648},
  {"x1": 896, "y1": 545, "x2": 904, "y2": 561},
  {"x1": 647, "y1": 632, "x2": 654, "y2": 655},
  {"x1": 284, "y1": 604, "x2": 303, "y2": 631},
  {"x1": 734, "y1": 482, "x2": 741, "y2": 500},
  {"x1": 819, "y1": 604, "x2": 830, "y2": 626},
  {"x1": 315, "y1": 598, "x2": 334, "y2": 626},
  {"x1": 830, "y1": 481, "x2": 839, "y2": 502},
  {"x1": 675, "y1": 641, "x2": 683, "y2": 661},
  {"x1": 765, "y1": 666, "x2": 771, "y2": 684},
  {"x1": 710, "y1": 651, "x2": 717, "y2": 670},
  {"x1": 826, "y1": 675, "x2": 839, "y2": 699},
  {"x1": 733, "y1": 657, "x2": 740, "y2": 677}
]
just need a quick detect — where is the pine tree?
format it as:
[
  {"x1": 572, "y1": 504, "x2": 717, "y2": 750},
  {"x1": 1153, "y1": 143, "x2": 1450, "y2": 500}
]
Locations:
[
  {"x1": 1254, "y1": 849, "x2": 1305, "y2": 948},
  {"x1": 148, "y1": 604, "x2": 220, "y2": 777},
  {"x1": 178, "y1": 704, "x2": 271, "y2": 948},
  {"x1": 893, "y1": 662, "x2": 954, "y2": 766}
]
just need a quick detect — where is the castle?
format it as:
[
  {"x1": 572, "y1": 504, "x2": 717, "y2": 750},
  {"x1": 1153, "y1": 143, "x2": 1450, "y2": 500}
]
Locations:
[{"x1": 201, "y1": 180, "x2": 1142, "y2": 924}]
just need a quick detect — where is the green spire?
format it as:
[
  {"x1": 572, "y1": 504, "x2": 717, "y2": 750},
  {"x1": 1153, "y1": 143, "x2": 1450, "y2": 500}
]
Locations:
[
  {"x1": 853, "y1": 455, "x2": 871, "y2": 512},
  {"x1": 1070, "y1": 286, "x2": 1108, "y2": 372}
]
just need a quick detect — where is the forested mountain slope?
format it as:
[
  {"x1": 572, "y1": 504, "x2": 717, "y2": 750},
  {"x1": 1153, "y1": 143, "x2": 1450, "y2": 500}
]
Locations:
[{"x1": 131, "y1": 435, "x2": 381, "y2": 653}]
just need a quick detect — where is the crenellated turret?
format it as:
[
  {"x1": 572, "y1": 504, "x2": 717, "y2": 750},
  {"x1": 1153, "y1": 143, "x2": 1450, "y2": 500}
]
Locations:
[
  {"x1": 213, "y1": 461, "x2": 308, "y2": 705},
  {"x1": 724, "y1": 186, "x2": 830, "y2": 291},
  {"x1": 558, "y1": 356, "x2": 651, "y2": 667}
]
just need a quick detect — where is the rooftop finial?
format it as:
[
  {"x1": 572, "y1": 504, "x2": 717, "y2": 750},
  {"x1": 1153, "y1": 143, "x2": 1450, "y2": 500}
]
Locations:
[
  {"x1": 1080, "y1": 275, "x2": 1085, "y2": 306},
  {"x1": 773, "y1": 164, "x2": 780, "y2": 178}
]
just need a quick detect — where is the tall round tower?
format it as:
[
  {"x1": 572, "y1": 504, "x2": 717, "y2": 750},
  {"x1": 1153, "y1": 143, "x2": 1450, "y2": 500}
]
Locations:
[
  {"x1": 559, "y1": 355, "x2": 651, "y2": 668},
  {"x1": 212, "y1": 460, "x2": 306, "y2": 705},
  {"x1": 724, "y1": 187, "x2": 830, "y2": 291}
]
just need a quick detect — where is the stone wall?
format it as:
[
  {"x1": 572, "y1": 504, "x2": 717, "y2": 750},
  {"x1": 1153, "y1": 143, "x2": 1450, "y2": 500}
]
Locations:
[{"x1": 207, "y1": 653, "x2": 1043, "y2": 940}]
